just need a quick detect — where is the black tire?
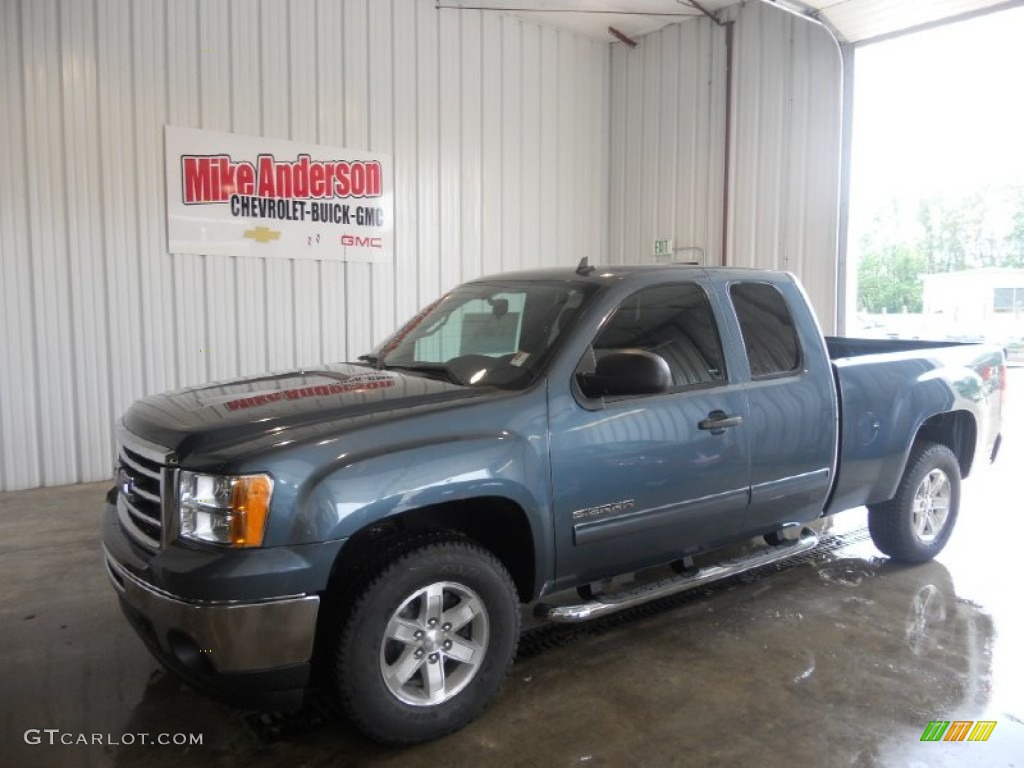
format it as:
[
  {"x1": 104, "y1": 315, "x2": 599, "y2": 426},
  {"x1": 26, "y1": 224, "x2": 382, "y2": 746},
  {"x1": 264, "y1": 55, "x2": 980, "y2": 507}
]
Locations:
[
  {"x1": 332, "y1": 539, "x2": 519, "y2": 745},
  {"x1": 868, "y1": 441, "x2": 961, "y2": 564}
]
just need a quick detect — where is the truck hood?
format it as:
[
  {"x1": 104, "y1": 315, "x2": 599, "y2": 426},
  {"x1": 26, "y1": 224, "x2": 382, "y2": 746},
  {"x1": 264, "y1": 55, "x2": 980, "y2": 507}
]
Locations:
[{"x1": 121, "y1": 363, "x2": 490, "y2": 461}]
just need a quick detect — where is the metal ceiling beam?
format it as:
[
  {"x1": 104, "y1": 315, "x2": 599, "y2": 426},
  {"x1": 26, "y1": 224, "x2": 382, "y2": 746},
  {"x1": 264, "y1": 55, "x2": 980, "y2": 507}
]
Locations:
[
  {"x1": 763, "y1": 0, "x2": 848, "y2": 43},
  {"x1": 678, "y1": 0, "x2": 726, "y2": 26},
  {"x1": 434, "y1": 4, "x2": 703, "y2": 19}
]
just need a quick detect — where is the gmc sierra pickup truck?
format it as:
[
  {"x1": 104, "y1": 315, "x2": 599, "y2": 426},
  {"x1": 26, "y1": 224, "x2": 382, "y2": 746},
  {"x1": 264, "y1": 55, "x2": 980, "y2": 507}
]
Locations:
[{"x1": 102, "y1": 265, "x2": 1004, "y2": 744}]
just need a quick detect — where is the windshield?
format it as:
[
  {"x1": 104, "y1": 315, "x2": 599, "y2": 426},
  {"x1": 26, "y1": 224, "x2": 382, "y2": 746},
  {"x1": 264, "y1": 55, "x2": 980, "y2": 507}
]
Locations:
[{"x1": 366, "y1": 280, "x2": 599, "y2": 389}]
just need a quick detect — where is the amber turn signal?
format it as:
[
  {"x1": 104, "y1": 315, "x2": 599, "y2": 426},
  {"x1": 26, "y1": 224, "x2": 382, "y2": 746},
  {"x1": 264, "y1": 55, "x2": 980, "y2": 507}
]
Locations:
[{"x1": 229, "y1": 474, "x2": 273, "y2": 547}]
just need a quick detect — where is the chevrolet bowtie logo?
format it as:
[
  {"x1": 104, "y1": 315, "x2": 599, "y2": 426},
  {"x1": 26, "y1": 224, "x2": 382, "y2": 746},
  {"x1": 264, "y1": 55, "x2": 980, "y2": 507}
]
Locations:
[{"x1": 243, "y1": 226, "x2": 281, "y2": 243}]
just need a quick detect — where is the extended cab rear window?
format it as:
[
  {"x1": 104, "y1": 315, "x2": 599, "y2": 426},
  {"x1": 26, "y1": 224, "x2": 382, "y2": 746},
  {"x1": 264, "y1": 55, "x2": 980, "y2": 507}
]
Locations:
[{"x1": 729, "y1": 282, "x2": 802, "y2": 378}]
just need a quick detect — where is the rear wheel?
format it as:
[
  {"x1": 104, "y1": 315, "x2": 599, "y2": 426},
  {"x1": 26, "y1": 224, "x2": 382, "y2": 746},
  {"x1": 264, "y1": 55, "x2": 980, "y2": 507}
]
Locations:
[
  {"x1": 868, "y1": 441, "x2": 961, "y2": 564},
  {"x1": 331, "y1": 539, "x2": 519, "y2": 744}
]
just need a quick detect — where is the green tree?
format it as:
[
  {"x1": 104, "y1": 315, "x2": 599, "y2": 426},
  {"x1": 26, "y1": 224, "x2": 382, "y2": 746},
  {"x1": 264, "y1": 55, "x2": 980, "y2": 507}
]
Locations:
[
  {"x1": 856, "y1": 183, "x2": 1024, "y2": 313},
  {"x1": 1004, "y1": 185, "x2": 1024, "y2": 267},
  {"x1": 857, "y1": 244, "x2": 927, "y2": 313},
  {"x1": 916, "y1": 194, "x2": 988, "y2": 271}
]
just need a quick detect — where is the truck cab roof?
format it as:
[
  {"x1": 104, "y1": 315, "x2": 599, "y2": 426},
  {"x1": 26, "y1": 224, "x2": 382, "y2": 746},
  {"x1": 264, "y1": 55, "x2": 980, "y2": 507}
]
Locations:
[{"x1": 471, "y1": 264, "x2": 794, "y2": 286}]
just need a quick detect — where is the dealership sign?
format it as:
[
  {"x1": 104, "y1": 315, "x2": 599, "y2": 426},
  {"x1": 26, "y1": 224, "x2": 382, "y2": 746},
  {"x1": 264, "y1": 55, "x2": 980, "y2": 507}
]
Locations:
[{"x1": 165, "y1": 126, "x2": 392, "y2": 262}]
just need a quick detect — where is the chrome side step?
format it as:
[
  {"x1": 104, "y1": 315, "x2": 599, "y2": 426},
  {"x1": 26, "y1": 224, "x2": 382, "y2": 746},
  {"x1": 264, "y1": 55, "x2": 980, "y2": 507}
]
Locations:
[{"x1": 534, "y1": 528, "x2": 820, "y2": 623}]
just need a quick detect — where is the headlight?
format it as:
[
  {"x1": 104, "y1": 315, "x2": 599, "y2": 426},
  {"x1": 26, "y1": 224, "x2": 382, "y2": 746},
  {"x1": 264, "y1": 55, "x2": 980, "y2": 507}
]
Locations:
[{"x1": 178, "y1": 471, "x2": 274, "y2": 547}]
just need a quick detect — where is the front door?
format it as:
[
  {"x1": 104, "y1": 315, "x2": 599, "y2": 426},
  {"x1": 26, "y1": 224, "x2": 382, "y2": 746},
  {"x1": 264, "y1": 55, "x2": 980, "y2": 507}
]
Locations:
[{"x1": 549, "y1": 281, "x2": 752, "y2": 586}]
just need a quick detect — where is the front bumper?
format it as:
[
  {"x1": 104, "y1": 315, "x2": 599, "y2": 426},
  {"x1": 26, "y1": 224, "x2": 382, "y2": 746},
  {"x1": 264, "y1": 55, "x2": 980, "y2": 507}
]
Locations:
[
  {"x1": 104, "y1": 550, "x2": 319, "y2": 709},
  {"x1": 101, "y1": 494, "x2": 339, "y2": 708},
  {"x1": 104, "y1": 551, "x2": 319, "y2": 673}
]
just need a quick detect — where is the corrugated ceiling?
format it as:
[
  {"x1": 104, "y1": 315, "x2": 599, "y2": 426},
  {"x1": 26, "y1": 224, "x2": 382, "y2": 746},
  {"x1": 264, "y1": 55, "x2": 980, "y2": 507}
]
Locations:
[
  {"x1": 449, "y1": 0, "x2": 1022, "y2": 43},
  {"x1": 800, "y1": 0, "x2": 1020, "y2": 42}
]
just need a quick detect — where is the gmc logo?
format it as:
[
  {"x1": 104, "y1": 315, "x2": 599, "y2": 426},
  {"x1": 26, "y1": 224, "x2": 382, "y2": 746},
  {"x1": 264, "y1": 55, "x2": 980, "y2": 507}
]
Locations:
[
  {"x1": 340, "y1": 235, "x2": 383, "y2": 248},
  {"x1": 118, "y1": 467, "x2": 135, "y2": 501}
]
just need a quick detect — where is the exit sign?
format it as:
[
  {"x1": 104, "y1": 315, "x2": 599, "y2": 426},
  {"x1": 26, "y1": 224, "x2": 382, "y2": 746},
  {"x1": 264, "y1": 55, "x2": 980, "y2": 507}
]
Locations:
[{"x1": 653, "y1": 239, "x2": 673, "y2": 259}]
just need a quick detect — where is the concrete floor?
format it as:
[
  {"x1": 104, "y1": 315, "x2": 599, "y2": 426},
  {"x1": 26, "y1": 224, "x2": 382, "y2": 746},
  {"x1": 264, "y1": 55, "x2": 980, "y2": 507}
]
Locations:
[{"x1": 2, "y1": 371, "x2": 1023, "y2": 767}]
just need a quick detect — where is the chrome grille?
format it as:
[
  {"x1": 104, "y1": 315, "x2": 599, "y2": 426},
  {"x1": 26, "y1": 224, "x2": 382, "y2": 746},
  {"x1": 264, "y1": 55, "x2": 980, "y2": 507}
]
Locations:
[{"x1": 116, "y1": 426, "x2": 175, "y2": 553}]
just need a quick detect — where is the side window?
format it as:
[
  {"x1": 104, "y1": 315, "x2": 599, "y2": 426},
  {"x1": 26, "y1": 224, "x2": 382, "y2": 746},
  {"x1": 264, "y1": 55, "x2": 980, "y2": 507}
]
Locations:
[
  {"x1": 591, "y1": 283, "x2": 726, "y2": 389},
  {"x1": 729, "y1": 282, "x2": 801, "y2": 378}
]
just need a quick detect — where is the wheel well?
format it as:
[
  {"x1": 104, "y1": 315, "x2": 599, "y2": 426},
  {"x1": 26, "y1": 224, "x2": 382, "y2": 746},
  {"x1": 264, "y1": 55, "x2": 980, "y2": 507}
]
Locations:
[
  {"x1": 329, "y1": 497, "x2": 537, "y2": 603},
  {"x1": 915, "y1": 411, "x2": 977, "y2": 478}
]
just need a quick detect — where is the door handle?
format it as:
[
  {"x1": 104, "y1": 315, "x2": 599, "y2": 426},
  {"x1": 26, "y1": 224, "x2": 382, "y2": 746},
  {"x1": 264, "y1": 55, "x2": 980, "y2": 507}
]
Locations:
[{"x1": 698, "y1": 410, "x2": 743, "y2": 435}]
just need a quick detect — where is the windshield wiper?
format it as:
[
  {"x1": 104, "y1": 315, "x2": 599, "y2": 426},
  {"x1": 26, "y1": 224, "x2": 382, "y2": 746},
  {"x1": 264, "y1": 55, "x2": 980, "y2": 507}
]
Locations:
[
  {"x1": 382, "y1": 363, "x2": 464, "y2": 386},
  {"x1": 356, "y1": 354, "x2": 463, "y2": 385},
  {"x1": 356, "y1": 354, "x2": 381, "y2": 368}
]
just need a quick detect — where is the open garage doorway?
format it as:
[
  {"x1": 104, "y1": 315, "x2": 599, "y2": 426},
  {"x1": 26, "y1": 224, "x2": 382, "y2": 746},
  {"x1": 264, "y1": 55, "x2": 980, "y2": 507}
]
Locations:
[{"x1": 846, "y1": 4, "x2": 1024, "y2": 362}]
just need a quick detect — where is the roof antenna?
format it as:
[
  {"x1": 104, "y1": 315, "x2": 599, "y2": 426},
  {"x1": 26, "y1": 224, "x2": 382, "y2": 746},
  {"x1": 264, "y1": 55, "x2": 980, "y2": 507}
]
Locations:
[{"x1": 576, "y1": 256, "x2": 596, "y2": 276}]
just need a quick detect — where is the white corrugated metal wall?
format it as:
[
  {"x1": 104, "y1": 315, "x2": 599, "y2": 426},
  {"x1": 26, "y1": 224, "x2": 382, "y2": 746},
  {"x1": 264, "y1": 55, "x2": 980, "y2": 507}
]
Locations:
[
  {"x1": 607, "y1": 2, "x2": 843, "y2": 331},
  {"x1": 0, "y1": 0, "x2": 609, "y2": 491},
  {"x1": 725, "y1": 1, "x2": 843, "y2": 331},
  {"x1": 607, "y1": 17, "x2": 727, "y2": 269}
]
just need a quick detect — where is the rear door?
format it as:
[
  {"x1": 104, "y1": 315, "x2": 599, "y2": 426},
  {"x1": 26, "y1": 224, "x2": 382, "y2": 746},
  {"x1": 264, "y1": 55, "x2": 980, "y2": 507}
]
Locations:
[
  {"x1": 548, "y1": 280, "x2": 752, "y2": 585},
  {"x1": 722, "y1": 280, "x2": 837, "y2": 532}
]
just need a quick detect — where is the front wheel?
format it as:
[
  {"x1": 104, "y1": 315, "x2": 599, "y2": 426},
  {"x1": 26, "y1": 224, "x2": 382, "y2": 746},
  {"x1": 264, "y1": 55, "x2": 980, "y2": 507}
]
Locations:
[
  {"x1": 332, "y1": 539, "x2": 519, "y2": 744},
  {"x1": 868, "y1": 441, "x2": 961, "y2": 564}
]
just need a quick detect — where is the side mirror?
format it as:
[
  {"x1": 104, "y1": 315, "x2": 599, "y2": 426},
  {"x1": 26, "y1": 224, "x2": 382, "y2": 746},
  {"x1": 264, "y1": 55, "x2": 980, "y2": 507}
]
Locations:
[{"x1": 578, "y1": 349, "x2": 671, "y2": 398}]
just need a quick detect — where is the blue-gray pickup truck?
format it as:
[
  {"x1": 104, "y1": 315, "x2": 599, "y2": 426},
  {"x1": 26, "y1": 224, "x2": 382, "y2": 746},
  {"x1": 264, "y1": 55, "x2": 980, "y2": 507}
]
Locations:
[{"x1": 102, "y1": 265, "x2": 1004, "y2": 743}]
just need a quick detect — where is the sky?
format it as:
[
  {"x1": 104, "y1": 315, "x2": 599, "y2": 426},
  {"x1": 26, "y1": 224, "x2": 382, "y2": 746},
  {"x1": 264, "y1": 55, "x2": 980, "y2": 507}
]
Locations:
[{"x1": 849, "y1": 4, "x2": 1024, "y2": 244}]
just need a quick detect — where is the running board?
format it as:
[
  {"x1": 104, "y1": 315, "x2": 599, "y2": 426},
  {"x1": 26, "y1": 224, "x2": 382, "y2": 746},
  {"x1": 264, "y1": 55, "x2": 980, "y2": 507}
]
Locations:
[{"x1": 534, "y1": 528, "x2": 820, "y2": 623}]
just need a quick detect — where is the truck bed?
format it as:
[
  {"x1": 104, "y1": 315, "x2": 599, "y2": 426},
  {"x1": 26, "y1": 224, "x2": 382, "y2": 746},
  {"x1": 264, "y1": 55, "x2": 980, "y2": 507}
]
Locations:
[
  {"x1": 825, "y1": 336, "x2": 973, "y2": 359},
  {"x1": 824, "y1": 336, "x2": 1002, "y2": 515}
]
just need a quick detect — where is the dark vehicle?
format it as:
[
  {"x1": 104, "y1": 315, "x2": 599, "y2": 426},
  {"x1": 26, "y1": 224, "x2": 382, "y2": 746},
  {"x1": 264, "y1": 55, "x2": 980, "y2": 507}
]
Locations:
[{"x1": 102, "y1": 265, "x2": 1004, "y2": 743}]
